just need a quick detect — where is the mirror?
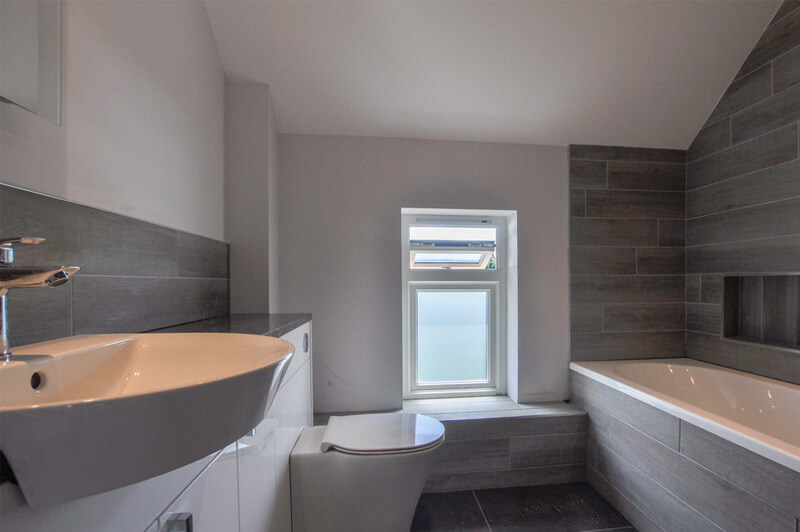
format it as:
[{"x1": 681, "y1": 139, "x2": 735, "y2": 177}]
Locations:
[{"x1": 0, "y1": 0, "x2": 61, "y2": 124}]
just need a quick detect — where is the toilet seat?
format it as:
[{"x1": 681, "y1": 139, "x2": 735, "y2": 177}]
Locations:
[{"x1": 320, "y1": 412, "x2": 445, "y2": 455}]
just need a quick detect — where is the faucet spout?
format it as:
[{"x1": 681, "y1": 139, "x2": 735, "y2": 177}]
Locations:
[{"x1": 0, "y1": 238, "x2": 80, "y2": 361}]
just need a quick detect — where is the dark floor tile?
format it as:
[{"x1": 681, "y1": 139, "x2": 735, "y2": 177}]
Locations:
[
  {"x1": 411, "y1": 491, "x2": 489, "y2": 531},
  {"x1": 474, "y1": 482, "x2": 630, "y2": 532}
]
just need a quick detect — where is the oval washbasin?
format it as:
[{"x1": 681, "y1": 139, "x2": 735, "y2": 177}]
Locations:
[{"x1": 0, "y1": 333, "x2": 294, "y2": 508}]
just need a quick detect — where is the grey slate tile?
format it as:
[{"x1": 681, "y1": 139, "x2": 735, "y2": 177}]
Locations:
[
  {"x1": 570, "y1": 159, "x2": 607, "y2": 189},
  {"x1": 602, "y1": 303, "x2": 685, "y2": 332},
  {"x1": 636, "y1": 247, "x2": 685, "y2": 275},
  {"x1": 687, "y1": 303, "x2": 721, "y2": 334},
  {"x1": 737, "y1": 7, "x2": 800, "y2": 80},
  {"x1": 571, "y1": 304, "x2": 603, "y2": 333},
  {"x1": 686, "y1": 274, "x2": 702, "y2": 302},
  {"x1": 701, "y1": 274, "x2": 723, "y2": 304},
  {"x1": 688, "y1": 118, "x2": 731, "y2": 163},
  {"x1": 606, "y1": 161, "x2": 684, "y2": 191},
  {"x1": 687, "y1": 234, "x2": 800, "y2": 273},
  {"x1": 6, "y1": 285, "x2": 72, "y2": 347},
  {"x1": 657, "y1": 219, "x2": 685, "y2": 247},
  {"x1": 773, "y1": 42, "x2": 800, "y2": 93},
  {"x1": 731, "y1": 80, "x2": 800, "y2": 144},
  {"x1": 412, "y1": 491, "x2": 489, "y2": 532},
  {"x1": 424, "y1": 464, "x2": 586, "y2": 494},
  {"x1": 571, "y1": 247, "x2": 636, "y2": 275},
  {"x1": 586, "y1": 190, "x2": 684, "y2": 219},
  {"x1": 687, "y1": 196, "x2": 800, "y2": 247},
  {"x1": 570, "y1": 331, "x2": 684, "y2": 361},
  {"x1": 569, "y1": 145, "x2": 685, "y2": 164},
  {"x1": 570, "y1": 189, "x2": 586, "y2": 217},
  {"x1": 687, "y1": 159, "x2": 800, "y2": 219},
  {"x1": 586, "y1": 467, "x2": 668, "y2": 532},
  {"x1": 571, "y1": 218, "x2": 658, "y2": 247},
  {"x1": 177, "y1": 231, "x2": 229, "y2": 279},
  {"x1": 705, "y1": 64, "x2": 771, "y2": 127},
  {"x1": 769, "y1": 0, "x2": 800, "y2": 27},
  {"x1": 508, "y1": 433, "x2": 587, "y2": 468},
  {"x1": 687, "y1": 124, "x2": 798, "y2": 190},
  {"x1": 762, "y1": 275, "x2": 799, "y2": 344},
  {"x1": 432, "y1": 439, "x2": 509, "y2": 475},
  {"x1": 739, "y1": 276, "x2": 763, "y2": 340},
  {"x1": 570, "y1": 275, "x2": 685, "y2": 304}
]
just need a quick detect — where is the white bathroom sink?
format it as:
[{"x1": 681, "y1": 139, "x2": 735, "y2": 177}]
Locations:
[{"x1": 0, "y1": 333, "x2": 293, "y2": 508}]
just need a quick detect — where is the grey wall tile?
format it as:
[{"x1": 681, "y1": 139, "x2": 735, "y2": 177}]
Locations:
[
  {"x1": 687, "y1": 331, "x2": 800, "y2": 386},
  {"x1": 687, "y1": 196, "x2": 800, "y2": 247},
  {"x1": 687, "y1": 235, "x2": 800, "y2": 273},
  {"x1": 701, "y1": 275, "x2": 723, "y2": 304},
  {"x1": 773, "y1": 43, "x2": 800, "y2": 92},
  {"x1": 586, "y1": 467, "x2": 669, "y2": 532},
  {"x1": 571, "y1": 218, "x2": 658, "y2": 247},
  {"x1": 509, "y1": 433, "x2": 587, "y2": 468},
  {"x1": 570, "y1": 371, "x2": 680, "y2": 450},
  {"x1": 571, "y1": 304, "x2": 603, "y2": 333},
  {"x1": 569, "y1": 145, "x2": 685, "y2": 164},
  {"x1": 762, "y1": 275, "x2": 799, "y2": 344},
  {"x1": 571, "y1": 247, "x2": 636, "y2": 275},
  {"x1": 636, "y1": 247, "x2": 685, "y2": 275},
  {"x1": 568, "y1": 393, "x2": 609, "y2": 445},
  {"x1": 657, "y1": 219, "x2": 685, "y2": 247},
  {"x1": 686, "y1": 274, "x2": 702, "y2": 302},
  {"x1": 586, "y1": 190, "x2": 684, "y2": 219},
  {"x1": 570, "y1": 160, "x2": 607, "y2": 188},
  {"x1": 177, "y1": 232, "x2": 229, "y2": 279},
  {"x1": 571, "y1": 275, "x2": 685, "y2": 304},
  {"x1": 570, "y1": 189, "x2": 586, "y2": 217},
  {"x1": 687, "y1": 303, "x2": 721, "y2": 334},
  {"x1": 736, "y1": 7, "x2": 800, "y2": 80},
  {"x1": 424, "y1": 464, "x2": 586, "y2": 494},
  {"x1": 687, "y1": 159, "x2": 800, "y2": 219},
  {"x1": 431, "y1": 439, "x2": 509, "y2": 475},
  {"x1": 440, "y1": 413, "x2": 586, "y2": 442},
  {"x1": 7, "y1": 286, "x2": 72, "y2": 347},
  {"x1": 705, "y1": 64, "x2": 772, "y2": 128},
  {"x1": 739, "y1": 276, "x2": 764, "y2": 339},
  {"x1": 72, "y1": 276, "x2": 228, "y2": 335},
  {"x1": 732, "y1": 81, "x2": 800, "y2": 144},
  {"x1": 680, "y1": 421, "x2": 800, "y2": 519},
  {"x1": 770, "y1": 1, "x2": 800, "y2": 27},
  {"x1": 606, "y1": 161, "x2": 684, "y2": 191},
  {"x1": 570, "y1": 331, "x2": 684, "y2": 361},
  {"x1": 593, "y1": 443, "x2": 724, "y2": 532},
  {"x1": 687, "y1": 124, "x2": 798, "y2": 190},
  {"x1": 607, "y1": 417, "x2": 795, "y2": 532},
  {"x1": 602, "y1": 303, "x2": 685, "y2": 332},
  {"x1": 688, "y1": 118, "x2": 731, "y2": 163}
]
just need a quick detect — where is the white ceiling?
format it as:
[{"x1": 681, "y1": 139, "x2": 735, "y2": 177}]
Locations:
[{"x1": 205, "y1": 0, "x2": 780, "y2": 149}]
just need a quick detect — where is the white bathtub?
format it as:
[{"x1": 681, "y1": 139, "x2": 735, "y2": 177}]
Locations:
[{"x1": 570, "y1": 358, "x2": 800, "y2": 474}]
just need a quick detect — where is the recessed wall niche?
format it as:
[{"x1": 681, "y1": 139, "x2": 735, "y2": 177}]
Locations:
[{"x1": 723, "y1": 275, "x2": 800, "y2": 349}]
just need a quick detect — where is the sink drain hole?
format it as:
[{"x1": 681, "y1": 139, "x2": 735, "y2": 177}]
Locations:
[{"x1": 30, "y1": 372, "x2": 44, "y2": 390}]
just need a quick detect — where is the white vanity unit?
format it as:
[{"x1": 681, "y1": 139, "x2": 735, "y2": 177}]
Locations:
[{"x1": 0, "y1": 315, "x2": 313, "y2": 532}]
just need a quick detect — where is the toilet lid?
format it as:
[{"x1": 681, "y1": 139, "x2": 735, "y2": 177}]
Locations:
[{"x1": 320, "y1": 413, "x2": 445, "y2": 454}]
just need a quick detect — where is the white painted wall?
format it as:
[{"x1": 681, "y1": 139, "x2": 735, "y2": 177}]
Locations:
[
  {"x1": 0, "y1": 1, "x2": 225, "y2": 241},
  {"x1": 279, "y1": 135, "x2": 569, "y2": 413},
  {"x1": 225, "y1": 82, "x2": 279, "y2": 312}
]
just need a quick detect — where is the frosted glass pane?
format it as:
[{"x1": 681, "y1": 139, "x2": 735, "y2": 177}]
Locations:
[
  {"x1": 415, "y1": 253, "x2": 484, "y2": 264},
  {"x1": 417, "y1": 291, "x2": 488, "y2": 384}
]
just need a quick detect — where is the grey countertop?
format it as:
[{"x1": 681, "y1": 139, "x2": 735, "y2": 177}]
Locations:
[{"x1": 153, "y1": 313, "x2": 311, "y2": 338}]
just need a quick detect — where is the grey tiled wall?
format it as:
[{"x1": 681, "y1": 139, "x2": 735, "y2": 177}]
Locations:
[
  {"x1": 569, "y1": 145, "x2": 686, "y2": 361},
  {"x1": 686, "y1": 1, "x2": 800, "y2": 385},
  {"x1": 1, "y1": 184, "x2": 230, "y2": 347},
  {"x1": 571, "y1": 370, "x2": 800, "y2": 532}
]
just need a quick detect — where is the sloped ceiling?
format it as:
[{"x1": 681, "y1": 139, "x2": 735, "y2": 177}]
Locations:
[{"x1": 205, "y1": 0, "x2": 779, "y2": 148}]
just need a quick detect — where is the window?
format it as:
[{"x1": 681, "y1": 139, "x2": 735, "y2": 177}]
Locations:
[{"x1": 402, "y1": 210, "x2": 511, "y2": 399}]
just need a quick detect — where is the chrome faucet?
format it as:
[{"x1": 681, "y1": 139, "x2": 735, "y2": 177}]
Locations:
[{"x1": 0, "y1": 237, "x2": 80, "y2": 361}]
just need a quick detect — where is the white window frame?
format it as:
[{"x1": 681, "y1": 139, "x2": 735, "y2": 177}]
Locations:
[{"x1": 402, "y1": 211, "x2": 508, "y2": 399}]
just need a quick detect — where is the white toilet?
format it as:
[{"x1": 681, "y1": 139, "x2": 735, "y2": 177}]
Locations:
[{"x1": 290, "y1": 412, "x2": 445, "y2": 532}]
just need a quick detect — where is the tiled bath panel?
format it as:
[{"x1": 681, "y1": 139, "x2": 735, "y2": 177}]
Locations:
[
  {"x1": 0, "y1": 184, "x2": 230, "y2": 346},
  {"x1": 411, "y1": 483, "x2": 634, "y2": 532},
  {"x1": 571, "y1": 370, "x2": 800, "y2": 532}
]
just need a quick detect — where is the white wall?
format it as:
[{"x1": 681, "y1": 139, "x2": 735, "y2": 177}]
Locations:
[
  {"x1": 225, "y1": 82, "x2": 279, "y2": 312},
  {"x1": 0, "y1": 1, "x2": 225, "y2": 241},
  {"x1": 279, "y1": 135, "x2": 569, "y2": 413}
]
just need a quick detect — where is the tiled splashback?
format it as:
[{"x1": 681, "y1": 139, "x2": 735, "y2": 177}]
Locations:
[
  {"x1": 686, "y1": 2, "x2": 800, "y2": 385},
  {"x1": 1, "y1": 184, "x2": 229, "y2": 347},
  {"x1": 569, "y1": 145, "x2": 686, "y2": 361}
]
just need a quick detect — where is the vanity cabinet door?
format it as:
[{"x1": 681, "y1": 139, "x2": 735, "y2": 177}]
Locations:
[{"x1": 157, "y1": 444, "x2": 239, "y2": 532}]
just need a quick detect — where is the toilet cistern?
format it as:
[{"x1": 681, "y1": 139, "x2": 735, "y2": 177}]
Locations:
[{"x1": 0, "y1": 237, "x2": 80, "y2": 361}]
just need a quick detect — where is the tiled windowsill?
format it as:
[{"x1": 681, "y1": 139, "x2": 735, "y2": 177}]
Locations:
[{"x1": 403, "y1": 397, "x2": 584, "y2": 421}]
